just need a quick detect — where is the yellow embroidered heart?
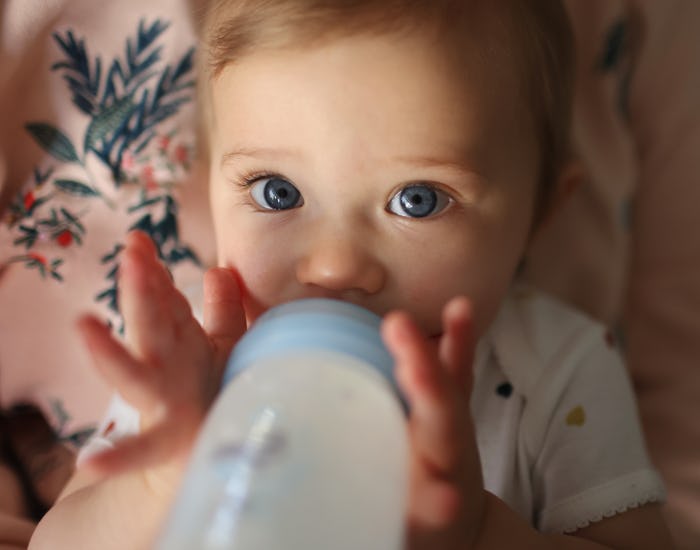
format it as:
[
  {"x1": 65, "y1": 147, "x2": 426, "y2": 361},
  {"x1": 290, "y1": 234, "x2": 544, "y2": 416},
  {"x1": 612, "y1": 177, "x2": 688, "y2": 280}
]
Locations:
[{"x1": 566, "y1": 406, "x2": 586, "y2": 427}]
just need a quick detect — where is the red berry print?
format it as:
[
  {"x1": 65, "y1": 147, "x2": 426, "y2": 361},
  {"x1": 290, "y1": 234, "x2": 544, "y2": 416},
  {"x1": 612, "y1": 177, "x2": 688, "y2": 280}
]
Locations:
[
  {"x1": 29, "y1": 253, "x2": 47, "y2": 265},
  {"x1": 56, "y1": 229, "x2": 73, "y2": 247},
  {"x1": 24, "y1": 191, "x2": 36, "y2": 211},
  {"x1": 174, "y1": 144, "x2": 188, "y2": 164},
  {"x1": 141, "y1": 165, "x2": 158, "y2": 190}
]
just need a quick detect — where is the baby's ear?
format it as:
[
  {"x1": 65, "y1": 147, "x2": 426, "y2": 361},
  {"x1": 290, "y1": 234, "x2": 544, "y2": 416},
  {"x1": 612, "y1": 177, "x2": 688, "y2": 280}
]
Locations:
[{"x1": 532, "y1": 158, "x2": 583, "y2": 237}]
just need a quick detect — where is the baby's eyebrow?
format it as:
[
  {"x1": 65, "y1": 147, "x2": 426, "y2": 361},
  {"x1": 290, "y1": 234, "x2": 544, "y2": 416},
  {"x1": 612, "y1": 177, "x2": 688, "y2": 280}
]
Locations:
[
  {"x1": 392, "y1": 154, "x2": 483, "y2": 180},
  {"x1": 394, "y1": 154, "x2": 469, "y2": 168},
  {"x1": 220, "y1": 148, "x2": 484, "y2": 182},
  {"x1": 221, "y1": 146, "x2": 302, "y2": 166}
]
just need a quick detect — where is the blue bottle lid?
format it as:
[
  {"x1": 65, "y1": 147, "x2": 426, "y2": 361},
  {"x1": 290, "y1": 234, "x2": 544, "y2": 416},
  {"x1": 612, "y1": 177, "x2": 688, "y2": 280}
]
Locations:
[{"x1": 224, "y1": 299, "x2": 407, "y2": 411}]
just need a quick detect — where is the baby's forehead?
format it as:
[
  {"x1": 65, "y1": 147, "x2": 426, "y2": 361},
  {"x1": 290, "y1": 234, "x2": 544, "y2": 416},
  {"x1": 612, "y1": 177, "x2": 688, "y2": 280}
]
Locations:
[
  {"x1": 206, "y1": 26, "x2": 532, "y2": 151},
  {"x1": 202, "y1": 1, "x2": 573, "y2": 173},
  {"x1": 202, "y1": 1, "x2": 543, "y2": 80},
  {"x1": 207, "y1": 31, "x2": 542, "y2": 192}
]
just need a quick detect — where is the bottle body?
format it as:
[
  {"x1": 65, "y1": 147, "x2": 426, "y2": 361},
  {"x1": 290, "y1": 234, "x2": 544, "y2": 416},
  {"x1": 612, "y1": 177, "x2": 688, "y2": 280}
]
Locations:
[{"x1": 158, "y1": 299, "x2": 408, "y2": 550}]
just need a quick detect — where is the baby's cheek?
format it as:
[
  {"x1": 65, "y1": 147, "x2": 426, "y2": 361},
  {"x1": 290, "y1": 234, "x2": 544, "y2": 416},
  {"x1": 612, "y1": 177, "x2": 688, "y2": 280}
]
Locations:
[
  {"x1": 397, "y1": 284, "x2": 453, "y2": 336},
  {"x1": 232, "y1": 257, "x2": 286, "y2": 319}
]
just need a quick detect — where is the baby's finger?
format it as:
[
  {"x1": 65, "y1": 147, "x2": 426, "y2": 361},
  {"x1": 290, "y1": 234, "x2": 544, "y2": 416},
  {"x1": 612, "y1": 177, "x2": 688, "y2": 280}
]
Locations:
[
  {"x1": 382, "y1": 312, "x2": 460, "y2": 472},
  {"x1": 204, "y1": 267, "x2": 246, "y2": 363},
  {"x1": 382, "y1": 311, "x2": 447, "y2": 404},
  {"x1": 126, "y1": 229, "x2": 159, "y2": 258},
  {"x1": 77, "y1": 315, "x2": 160, "y2": 412},
  {"x1": 119, "y1": 236, "x2": 176, "y2": 361},
  {"x1": 129, "y1": 232, "x2": 194, "y2": 328},
  {"x1": 126, "y1": 232, "x2": 204, "y2": 349},
  {"x1": 439, "y1": 296, "x2": 476, "y2": 393}
]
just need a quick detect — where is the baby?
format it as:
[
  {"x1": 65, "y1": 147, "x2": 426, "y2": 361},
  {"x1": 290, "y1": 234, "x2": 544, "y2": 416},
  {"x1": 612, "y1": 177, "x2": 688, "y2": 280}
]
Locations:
[{"x1": 30, "y1": 0, "x2": 674, "y2": 548}]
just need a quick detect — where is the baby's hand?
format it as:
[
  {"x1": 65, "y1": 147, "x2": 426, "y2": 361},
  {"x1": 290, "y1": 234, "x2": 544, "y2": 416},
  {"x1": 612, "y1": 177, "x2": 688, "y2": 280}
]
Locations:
[
  {"x1": 381, "y1": 297, "x2": 484, "y2": 550},
  {"x1": 76, "y1": 231, "x2": 245, "y2": 494}
]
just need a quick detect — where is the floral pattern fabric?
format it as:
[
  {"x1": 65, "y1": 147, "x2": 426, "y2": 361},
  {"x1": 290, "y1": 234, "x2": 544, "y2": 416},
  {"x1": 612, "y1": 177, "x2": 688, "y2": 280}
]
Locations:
[{"x1": 0, "y1": 1, "x2": 213, "y2": 445}]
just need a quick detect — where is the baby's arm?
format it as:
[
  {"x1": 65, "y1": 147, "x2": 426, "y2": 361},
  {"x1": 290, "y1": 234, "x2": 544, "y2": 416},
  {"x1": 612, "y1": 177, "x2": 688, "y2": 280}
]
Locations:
[
  {"x1": 381, "y1": 300, "x2": 674, "y2": 550},
  {"x1": 29, "y1": 232, "x2": 245, "y2": 549}
]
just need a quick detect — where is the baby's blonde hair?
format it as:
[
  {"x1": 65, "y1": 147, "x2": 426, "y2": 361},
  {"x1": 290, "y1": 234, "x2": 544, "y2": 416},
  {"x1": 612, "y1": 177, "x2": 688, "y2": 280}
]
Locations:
[{"x1": 197, "y1": 0, "x2": 574, "y2": 218}]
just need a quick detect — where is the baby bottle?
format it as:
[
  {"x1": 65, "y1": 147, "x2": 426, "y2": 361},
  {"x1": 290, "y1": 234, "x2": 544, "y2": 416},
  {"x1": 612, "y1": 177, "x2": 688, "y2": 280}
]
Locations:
[{"x1": 157, "y1": 298, "x2": 409, "y2": 550}]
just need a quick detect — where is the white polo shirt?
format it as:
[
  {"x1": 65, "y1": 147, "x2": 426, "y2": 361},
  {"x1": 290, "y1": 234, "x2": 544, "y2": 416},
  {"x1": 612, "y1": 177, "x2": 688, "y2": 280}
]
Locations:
[{"x1": 473, "y1": 286, "x2": 664, "y2": 533}]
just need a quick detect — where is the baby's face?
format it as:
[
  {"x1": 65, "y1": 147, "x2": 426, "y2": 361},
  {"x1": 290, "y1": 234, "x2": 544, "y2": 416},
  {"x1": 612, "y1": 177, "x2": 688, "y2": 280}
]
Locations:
[{"x1": 208, "y1": 30, "x2": 540, "y2": 338}]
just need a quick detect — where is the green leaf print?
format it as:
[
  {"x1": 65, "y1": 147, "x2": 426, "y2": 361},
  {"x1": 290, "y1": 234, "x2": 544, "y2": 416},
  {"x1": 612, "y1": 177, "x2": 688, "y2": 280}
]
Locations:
[
  {"x1": 54, "y1": 179, "x2": 100, "y2": 197},
  {"x1": 84, "y1": 96, "x2": 135, "y2": 153},
  {"x1": 25, "y1": 123, "x2": 80, "y2": 163}
]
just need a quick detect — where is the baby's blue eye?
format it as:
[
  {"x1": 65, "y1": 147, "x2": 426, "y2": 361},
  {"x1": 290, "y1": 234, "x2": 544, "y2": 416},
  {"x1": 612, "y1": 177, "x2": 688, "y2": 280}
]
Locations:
[
  {"x1": 387, "y1": 184, "x2": 451, "y2": 218},
  {"x1": 250, "y1": 177, "x2": 303, "y2": 210}
]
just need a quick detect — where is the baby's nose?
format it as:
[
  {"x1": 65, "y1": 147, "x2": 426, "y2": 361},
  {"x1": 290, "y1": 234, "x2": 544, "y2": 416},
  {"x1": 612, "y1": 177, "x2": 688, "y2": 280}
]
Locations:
[{"x1": 295, "y1": 231, "x2": 385, "y2": 295}]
